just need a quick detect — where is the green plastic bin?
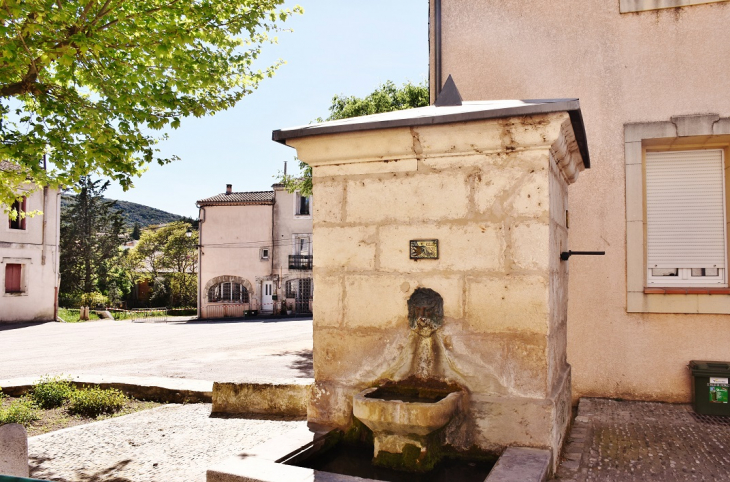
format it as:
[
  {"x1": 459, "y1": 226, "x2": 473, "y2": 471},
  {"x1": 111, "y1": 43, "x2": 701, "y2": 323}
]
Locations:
[{"x1": 689, "y1": 360, "x2": 730, "y2": 416}]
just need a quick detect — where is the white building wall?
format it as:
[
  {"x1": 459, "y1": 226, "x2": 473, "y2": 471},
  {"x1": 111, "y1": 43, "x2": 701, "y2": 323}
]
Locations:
[{"x1": 0, "y1": 186, "x2": 61, "y2": 323}]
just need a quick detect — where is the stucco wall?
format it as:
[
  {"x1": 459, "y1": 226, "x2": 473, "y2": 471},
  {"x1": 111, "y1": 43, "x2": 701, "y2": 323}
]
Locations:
[
  {"x1": 0, "y1": 187, "x2": 60, "y2": 323},
  {"x1": 272, "y1": 186, "x2": 313, "y2": 298},
  {"x1": 288, "y1": 112, "x2": 583, "y2": 463},
  {"x1": 199, "y1": 204, "x2": 272, "y2": 316},
  {"x1": 431, "y1": 0, "x2": 730, "y2": 402}
]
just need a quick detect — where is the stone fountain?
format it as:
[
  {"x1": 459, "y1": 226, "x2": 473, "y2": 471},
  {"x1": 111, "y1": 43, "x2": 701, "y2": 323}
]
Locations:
[{"x1": 208, "y1": 93, "x2": 590, "y2": 481}]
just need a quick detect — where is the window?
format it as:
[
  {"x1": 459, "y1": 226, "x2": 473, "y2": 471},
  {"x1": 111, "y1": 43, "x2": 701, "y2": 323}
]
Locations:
[
  {"x1": 208, "y1": 282, "x2": 249, "y2": 303},
  {"x1": 625, "y1": 115, "x2": 730, "y2": 313},
  {"x1": 645, "y1": 150, "x2": 726, "y2": 287},
  {"x1": 620, "y1": 0, "x2": 729, "y2": 13},
  {"x1": 294, "y1": 235, "x2": 310, "y2": 255},
  {"x1": 261, "y1": 248, "x2": 270, "y2": 260},
  {"x1": 8, "y1": 197, "x2": 26, "y2": 230},
  {"x1": 295, "y1": 192, "x2": 310, "y2": 216},
  {"x1": 4, "y1": 263, "x2": 22, "y2": 293}
]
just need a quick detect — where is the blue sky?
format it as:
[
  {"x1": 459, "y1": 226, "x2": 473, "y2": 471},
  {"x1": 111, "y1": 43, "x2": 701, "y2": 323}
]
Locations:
[{"x1": 103, "y1": 1, "x2": 429, "y2": 217}]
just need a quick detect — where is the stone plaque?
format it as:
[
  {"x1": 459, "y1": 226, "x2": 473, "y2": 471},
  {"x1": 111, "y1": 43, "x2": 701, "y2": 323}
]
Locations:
[{"x1": 410, "y1": 240, "x2": 439, "y2": 260}]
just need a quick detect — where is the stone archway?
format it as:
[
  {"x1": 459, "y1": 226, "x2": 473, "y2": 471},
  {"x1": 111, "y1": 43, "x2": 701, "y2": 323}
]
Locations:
[{"x1": 203, "y1": 275, "x2": 254, "y2": 304}]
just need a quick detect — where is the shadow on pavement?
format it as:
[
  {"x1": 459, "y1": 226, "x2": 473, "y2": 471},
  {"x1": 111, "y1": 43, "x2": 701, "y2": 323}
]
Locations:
[
  {"x1": 0, "y1": 321, "x2": 54, "y2": 332},
  {"x1": 181, "y1": 315, "x2": 312, "y2": 325},
  {"x1": 269, "y1": 349, "x2": 314, "y2": 377}
]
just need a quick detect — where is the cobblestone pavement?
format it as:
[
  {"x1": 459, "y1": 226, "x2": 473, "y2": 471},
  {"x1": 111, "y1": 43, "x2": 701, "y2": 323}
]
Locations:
[
  {"x1": 554, "y1": 398, "x2": 730, "y2": 481},
  {"x1": 28, "y1": 403, "x2": 306, "y2": 482}
]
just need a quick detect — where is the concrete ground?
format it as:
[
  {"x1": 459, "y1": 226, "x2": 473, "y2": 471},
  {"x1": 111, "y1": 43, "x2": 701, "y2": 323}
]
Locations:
[
  {"x1": 554, "y1": 398, "x2": 730, "y2": 481},
  {"x1": 0, "y1": 318, "x2": 313, "y2": 383},
  {"x1": 28, "y1": 403, "x2": 306, "y2": 482}
]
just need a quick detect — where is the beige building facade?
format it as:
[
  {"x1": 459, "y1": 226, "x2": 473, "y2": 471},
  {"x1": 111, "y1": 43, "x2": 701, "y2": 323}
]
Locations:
[
  {"x1": 429, "y1": 0, "x2": 730, "y2": 402},
  {"x1": 0, "y1": 183, "x2": 61, "y2": 323},
  {"x1": 197, "y1": 184, "x2": 312, "y2": 318}
]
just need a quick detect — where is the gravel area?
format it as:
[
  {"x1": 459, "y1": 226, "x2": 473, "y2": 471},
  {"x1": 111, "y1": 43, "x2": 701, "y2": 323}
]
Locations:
[
  {"x1": 554, "y1": 398, "x2": 730, "y2": 481},
  {"x1": 29, "y1": 403, "x2": 306, "y2": 482}
]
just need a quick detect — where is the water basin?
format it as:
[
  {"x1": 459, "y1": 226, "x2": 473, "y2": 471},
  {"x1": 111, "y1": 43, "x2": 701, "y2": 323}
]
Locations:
[{"x1": 293, "y1": 441, "x2": 495, "y2": 482}]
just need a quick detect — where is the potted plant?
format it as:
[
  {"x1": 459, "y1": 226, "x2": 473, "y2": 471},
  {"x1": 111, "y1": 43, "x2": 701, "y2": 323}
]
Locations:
[{"x1": 286, "y1": 302, "x2": 294, "y2": 316}]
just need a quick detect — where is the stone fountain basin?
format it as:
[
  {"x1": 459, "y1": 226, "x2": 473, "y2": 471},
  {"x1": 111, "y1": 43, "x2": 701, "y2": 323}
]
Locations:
[{"x1": 353, "y1": 386, "x2": 464, "y2": 437}]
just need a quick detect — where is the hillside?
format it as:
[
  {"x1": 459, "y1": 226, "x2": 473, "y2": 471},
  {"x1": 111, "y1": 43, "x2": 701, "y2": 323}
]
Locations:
[{"x1": 61, "y1": 194, "x2": 184, "y2": 228}]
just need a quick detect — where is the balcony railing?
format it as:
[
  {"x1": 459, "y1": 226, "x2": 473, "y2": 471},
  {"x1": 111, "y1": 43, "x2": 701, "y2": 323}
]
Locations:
[{"x1": 289, "y1": 254, "x2": 313, "y2": 270}]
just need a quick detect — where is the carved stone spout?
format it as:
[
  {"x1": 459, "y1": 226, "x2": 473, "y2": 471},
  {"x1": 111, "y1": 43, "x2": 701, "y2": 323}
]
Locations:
[{"x1": 408, "y1": 288, "x2": 443, "y2": 338}]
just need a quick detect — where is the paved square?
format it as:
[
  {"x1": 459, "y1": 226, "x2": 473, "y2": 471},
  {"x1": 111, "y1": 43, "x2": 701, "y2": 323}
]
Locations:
[
  {"x1": 0, "y1": 318, "x2": 313, "y2": 383},
  {"x1": 555, "y1": 398, "x2": 730, "y2": 481}
]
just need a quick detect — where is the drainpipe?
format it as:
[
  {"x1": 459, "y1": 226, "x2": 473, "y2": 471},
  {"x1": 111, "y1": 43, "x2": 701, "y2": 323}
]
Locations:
[
  {"x1": 197, "y1": 205, "x2": 205, "y2": 319},
  {"x1": 433, "y1": 0, "x2": 442, "y2": 104},
  {"x1": 41, "y1": 186, "x2": 48, "y2": 265},
  {"x1": 53, "y1": 190, "x2": 61, "y2": 320}
]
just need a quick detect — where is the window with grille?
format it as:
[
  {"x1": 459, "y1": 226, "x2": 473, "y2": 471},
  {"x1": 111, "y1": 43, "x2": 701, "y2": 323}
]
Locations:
[
  {"x1": 8, "y1": 197, "x2": 26, "y2": 230},
  {"x1": 208, "y1": 282, "x2": 249, "y2": 303},
  {"x1": 4, "y1": 263, "x2": 22, "y2": 293},
  {"x1": 646, "y1": 149, "x2": 727, "y2": 286}
]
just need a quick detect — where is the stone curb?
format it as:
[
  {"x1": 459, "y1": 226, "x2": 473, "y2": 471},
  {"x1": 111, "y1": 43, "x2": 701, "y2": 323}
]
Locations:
[
  {"x1": 212, "y1": 379, "x2": 313, "y2": 417},
  {"x1": 0, "y1": 423, "x2": 29, "y2": 477},
  {"x1": 553, "y1": 398, "x2": 594, "y2": 481},
  {"x1": 0, "y1": 375, "x2": 214, "y2": 404},
  {"x1": 486, "y1": 447, "x2": 551, "y2": 482}
]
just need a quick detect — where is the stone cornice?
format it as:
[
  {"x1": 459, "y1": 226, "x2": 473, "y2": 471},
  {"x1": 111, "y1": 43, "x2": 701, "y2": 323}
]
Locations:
[{"x1": 550, "y1": 119, "x2": 585, "y2": 185}]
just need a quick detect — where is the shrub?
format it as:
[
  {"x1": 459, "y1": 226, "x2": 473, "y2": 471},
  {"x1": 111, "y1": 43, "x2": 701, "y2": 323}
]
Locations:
[
  {"x1": 32, "y1": 375, "x2": 75, "y2": 409},
  {"x1": 0, "y1": 397, "x2": 40, "y2": 427},
  {"x1": 68, "y1": 386, "x2": 127, "y2": 417},
  {"x1": 81, "y1": 291, "x2": 108, "y2": 309}
]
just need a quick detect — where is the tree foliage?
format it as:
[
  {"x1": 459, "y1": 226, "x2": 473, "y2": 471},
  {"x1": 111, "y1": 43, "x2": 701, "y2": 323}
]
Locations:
[
  {"x1": 59, "y1": 177, "x2": 126, "y2": 299},
  {"x1": 132, "y1": 221, "x2": 198, "y2": 306},
  {"x1": 280, "y1": 80, "x2": 429, "y2": 196},
  {"x1": 130, "y1": 222, "x2": 140, "y2": 240},
  {"x1": 0, "y1": 0, "x2": 302, "y2": 207}
]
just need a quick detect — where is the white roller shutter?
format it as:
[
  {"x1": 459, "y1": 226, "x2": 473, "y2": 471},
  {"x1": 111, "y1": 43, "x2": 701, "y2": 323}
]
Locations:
[{"x1": 646, "y1": 149, "x2": 726, "y2": 269}]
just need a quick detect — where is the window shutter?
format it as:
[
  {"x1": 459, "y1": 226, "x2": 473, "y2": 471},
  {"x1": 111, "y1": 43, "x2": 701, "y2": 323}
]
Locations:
[
  {"x1": 5, "y1": 264, "x2": 21, "y2": 292},
  {"x1": 646, "y1": 150, "x2": 726, "y2": 269}
]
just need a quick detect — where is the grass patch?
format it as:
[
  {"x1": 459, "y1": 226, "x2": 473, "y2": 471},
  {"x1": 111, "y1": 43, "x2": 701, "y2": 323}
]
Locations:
[
  {"x1": 0, "y1": 396, "x2": 40, "y2": 426},
  {"x1": 31, "y1": 375, "x2": 75, "y2": 409},
  {"x1": 58, "y1": 308, "x2": 100, "y2": 323},
  {"x1": 1, "y1": 377, "x2": 156, "y2": 434},
  {"x1": 68, "y1": 386, "x2": 127, "y2": 417}
]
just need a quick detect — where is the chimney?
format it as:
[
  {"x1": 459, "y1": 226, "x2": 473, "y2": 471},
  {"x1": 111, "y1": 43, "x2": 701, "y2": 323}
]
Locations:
[
  {"x1": 284, "y1": 160, "x2": 288, "y2": 176},
  {"x1": 226, "y1": 184, "x2": 232, "y2": 195}
]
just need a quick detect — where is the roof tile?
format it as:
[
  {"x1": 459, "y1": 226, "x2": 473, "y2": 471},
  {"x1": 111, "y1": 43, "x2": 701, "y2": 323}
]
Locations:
[{"x1": 196, "y1": 191, "x2": 274, "y2": 206}]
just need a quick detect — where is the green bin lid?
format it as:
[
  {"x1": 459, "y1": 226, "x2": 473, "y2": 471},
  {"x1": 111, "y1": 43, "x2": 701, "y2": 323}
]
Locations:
[{"x1": 689, "y1": 360, "x2": 730, "y2": 376}]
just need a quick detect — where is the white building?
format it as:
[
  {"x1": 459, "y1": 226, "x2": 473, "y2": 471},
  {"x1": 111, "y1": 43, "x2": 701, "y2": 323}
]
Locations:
[
  {"x1": 0, "y1": 163, "x2": 61, "y2": 323},
  {"x1": 196, "y1": 183, "x2": 313, "y2": 319}
]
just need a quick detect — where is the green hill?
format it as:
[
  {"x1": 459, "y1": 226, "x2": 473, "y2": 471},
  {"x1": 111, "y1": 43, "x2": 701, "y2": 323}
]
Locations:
[{"x1": 61, "y1": 194, "x2": 184, "y2": 228}]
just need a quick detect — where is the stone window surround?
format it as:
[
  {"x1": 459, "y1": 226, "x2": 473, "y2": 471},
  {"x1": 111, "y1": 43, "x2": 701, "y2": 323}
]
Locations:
[
  {"x1": 620, "y1": 0, "x2": 729, "y2": 13},
  {"x1": 625, "y1": 114, "x2": 730, "y2": 314},
  {"x1": 202, "y1": 275, "x2": 253, "y2": 304},
  {"x1": 1, "y1": 257, "x2": 29, "y2": 296}
]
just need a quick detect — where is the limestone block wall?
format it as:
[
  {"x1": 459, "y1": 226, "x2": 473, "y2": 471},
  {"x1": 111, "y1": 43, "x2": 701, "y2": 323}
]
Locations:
[{"x1": 289, "y1": 111, "x2": 584, "y2": 461}]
